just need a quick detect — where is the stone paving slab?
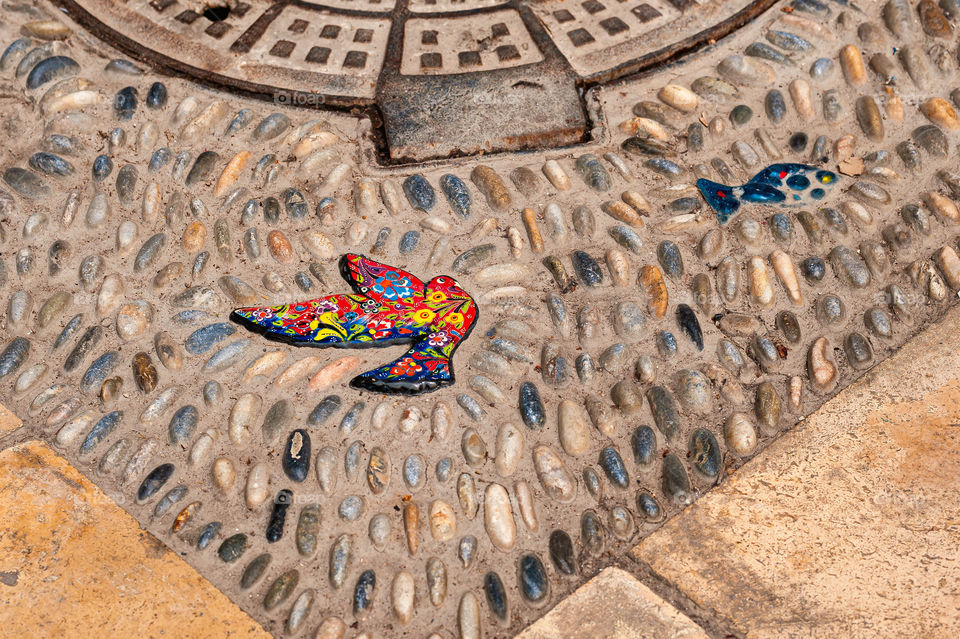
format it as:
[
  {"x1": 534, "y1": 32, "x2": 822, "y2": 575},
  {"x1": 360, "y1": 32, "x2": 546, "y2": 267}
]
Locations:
[
  {"x1": 0, "y1": 440, "x2": 269, "y2": 638},
  {"x1": 515, "y1": 566, "x2": 709, "y2": 639},
  {"x1": 631, "y1": 306, "x2": 960, "y2": 639}
]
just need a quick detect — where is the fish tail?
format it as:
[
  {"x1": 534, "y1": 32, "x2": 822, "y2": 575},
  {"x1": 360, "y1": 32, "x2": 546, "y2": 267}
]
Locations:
[{"x1": 696, "y1": 178, "x2": 740, "y2": 224}]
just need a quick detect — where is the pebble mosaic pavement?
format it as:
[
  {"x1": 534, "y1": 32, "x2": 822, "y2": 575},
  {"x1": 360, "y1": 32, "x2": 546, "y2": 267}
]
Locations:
[{"x1": 2, "y1": 0, "x2": 960, "y2": 636}]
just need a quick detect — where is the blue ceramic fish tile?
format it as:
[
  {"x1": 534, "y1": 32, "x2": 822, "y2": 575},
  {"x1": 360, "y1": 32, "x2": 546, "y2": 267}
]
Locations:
[{"x1": 697, "y1": 163, "x2": 838, "y2": 224}]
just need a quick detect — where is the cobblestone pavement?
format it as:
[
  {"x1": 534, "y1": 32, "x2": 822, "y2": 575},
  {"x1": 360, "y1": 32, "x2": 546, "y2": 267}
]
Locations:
[{"x1": 1, "y1": 0, "x2": 960, "y2": 636}]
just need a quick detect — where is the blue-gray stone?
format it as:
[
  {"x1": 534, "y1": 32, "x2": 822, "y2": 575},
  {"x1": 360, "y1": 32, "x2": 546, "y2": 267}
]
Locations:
[
  {"x1": 16, "y1": 46, "x2": 50, "y2": 79},
  {"x1": 202, "y1": 339, "x2": 251, "y2": 372},
  {"x1": 64, "y1": 326, "x2": 102, "y2": 371},
  {"x1": 3, "y1": 167, "x2": 49, "y2": 198},
  {"x1": 766, "y1": 29, "x2": 811, "y2": 51},
  {"x1": 810, "y1": 57, "x2": 833, "y2": 79},
  {"x1": 80, "y1": 410, "x2": 122, "y2": 454},
  {"x1": 457, "y1": 393, "x2": 486, "y2": 422},
  {"x1": 608, "y1": 225, "x2": 643, "y2": 254},
  {"x1": 203, "y1": 380, "x2": 222, "y2": 406},
  {"x1": 657, "y1": 240, "x2": 684, "y2": 279},
  {"x1": 172, "y1": 310, "x2": 217, "y2": 324},
  {"x1": 92, "y1": 155, "x2": 112, "y2": 182},
  {"x1": 138, "y1": 463, "x2": 175, "y2": 502},
  {"x1": 402, "y1": 174, "x2": 435, "y2": 211},
  {"x1": 29, "y1": 151, "x2": 74, "y2": 176},
  {"x1": 81, "y1": 351, "x2": 120, "y2": 393},
  {"x1": 644, "y1": 157, "x2": 683, "y2": 177},
  {"x1": 134, "y1": 233, "x2": 166, "y2": 272},
  {"x1": 662, "y1": 453, "x2": 692, "y2": 504},
  {"x1": 0, "y1": 39, "x2": 30, "y2": 71},
  {"x1": 146, "y1": 82, "x2": 167, "y2": 108},
  {"x1": 765, "y1": 89, "x2": 787, "y2": 123},
  {"x1": 571, "y1": 250, "x2": 603, "y2": 287},
  {"x1": 172, "y1": 151, "x2": 192, "y2": 181},
  {"x1": 307, "y1": 395, "x2": 341, "y2": 426},
  {"x1": 251, "y1": 113, "x2": 290, "y2": 142},
  {"x1": 440, "y1": 174, "x2": 471, "y2": 219},
  {"x1": 647, "y1": 386, "x2": 681, "y2": 441},
  {"x1": 185, "y1": 323, "x2": 236, "y2": 355},
  {"x1": 26, "y1": 56, "x2": 79, "y2": 90},
  {"x1": 745, "y1": 41, "x2": 793, "y2": 65},
  {"x1": 186, "y1": 151, "x2": 220, "y2": 186},
  {"x1": 152, "y1": 486, "x2": 187, "y2": 520},
  {"x1": 113, "y1": 86, "x2": 137, "y2": 120},
  {"x1": 656, "y1": 330, "x2": 678, "y2": 358},
  {"x1": 484, "y1": 571, "x2": 509, "y2": 621},
  {"x1": 353, "y1": 570, "x2": 376, "y2": 616},
  {"x1": 452, "y1": 243, "x2": 495, "y2": 274},
  {"x1": 398, "y1": 230, "x2": 420, "y2": 255},
  {"x1": 518, "y1": 554, "x2": 549, "y2": 604},
  {"x1": 575, "y1": 154, "x2": 611, "y2": 191},
  {"x1": 116, "y1": 164, "x2": 138, "y2": 204},
  {"x1": 197, "y1": 521, "x2": 221, "y2": 550},
  {"x1": 148, "y1": 147, "x2": 171, "y2": 173},
  {"x1": 53, "y1": 314, "x2": 84, "y2": 350},
  {"x1": 42, "y1": 134, "x2": 81, "y2": 156},
  {"x1": 598, "y1": 446, "x2": 629, "y2": 489},
  {"x1": 630, "y1": 426, "x2": 657, "y2": 467},
  {"x1": 636, "y1": 491, "x2": 663, "y2": 521},
  {"x1": 168, "y1": 405, "x2": 199, "y2": 444},
  {"x1": 282, "y1": 187, "x2": 307, "y2": 219},
  {"x1": 580, "y1": 510, "x2": 605, "y2": 556},
  {"x1": 0, "y1": 337, "x2": 30, "y2": 379},
  {"x1": 294, "y1": 271, "x2": 313, "y2": 293},
  {"x1": 225, "y1": 109, "x2": 253, "y2": 136},
  {"x1": 338, "y1": 401, "x2": 364, "y2": 435}
]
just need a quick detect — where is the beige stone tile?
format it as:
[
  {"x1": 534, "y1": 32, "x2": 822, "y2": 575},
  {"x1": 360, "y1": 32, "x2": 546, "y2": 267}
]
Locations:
[
  {"x1": 515, "y1": 567, "x2": 708, "y2": 639},
  {"x1": 632, "y1": 308, "x2": 960, "y2": 639},
  {"x1": 0, "y1": 440, "x2": 269, "y2": 638}
]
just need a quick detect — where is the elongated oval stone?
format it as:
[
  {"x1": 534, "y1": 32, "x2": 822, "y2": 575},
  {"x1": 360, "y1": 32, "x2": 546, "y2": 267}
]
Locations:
[
  {"x1": 137, "y1": 463, "x2": 174, "y2": 502},
  {"x1": 532, "y1": 445, "x2": 576, "y2": 503},
  {"x1": 283, "y1": 429, "x2": 311, "y2": 482},
  {"x1": 484, "y1": 571, "x2": 509, "y2": 622},
  {"x1": 0, "y1": 337, "x2": 30, "y2": 379},
  {"x1": 168, "y1": 405, "x2": 198, "y2": 444},
  {"x1": 483, "y1": 483, "x2": 516, "y2": 551}
]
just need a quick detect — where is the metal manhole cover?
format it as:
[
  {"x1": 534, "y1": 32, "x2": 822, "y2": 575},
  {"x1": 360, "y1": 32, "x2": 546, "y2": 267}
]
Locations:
[{"x1": 50, "y1": 0, "x2": 774, "y2": 161}]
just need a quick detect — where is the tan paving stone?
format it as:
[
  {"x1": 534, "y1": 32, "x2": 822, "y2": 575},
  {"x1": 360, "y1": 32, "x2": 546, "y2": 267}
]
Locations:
[
  {"x1": 0, "y1": 402, "x2": 21, "y2": 435},
  {"x1": 631, "y1": 307, "x2": 960, "y2": 639},
  {"x1": 0, "y1": 440, "x2": 269, "y2": 638},
  {"x1": 515, "y1": 567, "x2": 709, "y2": 639}
]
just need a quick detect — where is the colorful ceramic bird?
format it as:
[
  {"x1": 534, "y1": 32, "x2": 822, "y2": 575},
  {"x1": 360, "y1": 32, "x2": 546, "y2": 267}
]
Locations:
[
  {"x1": 697, "y1": 163, "x2": 838, "y2": 224},
  {"x1": 231, "y1": 254, "x2": 478, "y2": 395}
]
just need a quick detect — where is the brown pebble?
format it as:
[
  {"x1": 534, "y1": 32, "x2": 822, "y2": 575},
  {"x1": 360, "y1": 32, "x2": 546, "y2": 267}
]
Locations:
[
  {"x1": 470, "y1": 165, "x2": 511, "y2": 211},
  {"x1": 182, "y1": 221, "x2": 206, "y2": 253},
  {"x1": 638, "y1": 265, "x2": 668, "y2": 319},
  {"x1": 403, "y1": 502, "x2": 420, "y2": 556},
  {"x1": 601, "y1": 200, "x2": 644, "y2": 227},
  {"x1": 132, "y1": 352, "x2": 158, "y2": 393},
  {"x1": 920, "y1": 98, "x2": 960, "y2": 131},
  {"x1": 839, "y1": 45, "x2": 866, "y2": 87},
  {"x1": 918, "y1": 0, "x2": 952, "y2": 37},
  {"x1": 267, "y1": 230, "x2": 294, "y2": 264},
  {"x1": 521, "y1": 208, "x2": 543, "y2": 254}
]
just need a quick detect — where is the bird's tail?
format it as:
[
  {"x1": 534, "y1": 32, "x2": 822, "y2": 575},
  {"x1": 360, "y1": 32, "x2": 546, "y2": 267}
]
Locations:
[{"x1": 696, "y1": 178, "x2": 741, "y2": 224}]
